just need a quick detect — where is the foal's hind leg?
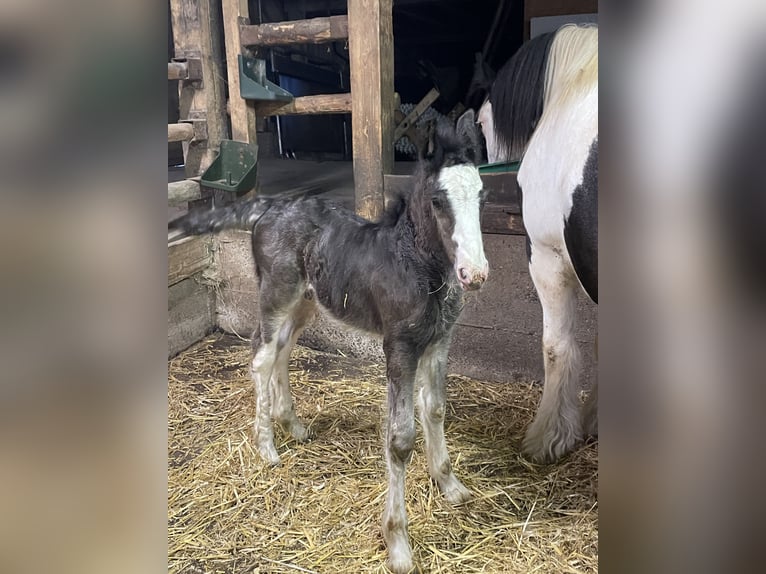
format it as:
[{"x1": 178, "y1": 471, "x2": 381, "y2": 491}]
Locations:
[
  {"x1": 523, "y1": 246, "x2": 583, "y2": 463},
  {"x1": 251, "y1": 318, "x2": 282, "y2": 466},
  {"x1": 269, "y1": 297, "x2": 316, "y2": 443},
  {"x1": 416, "y1": 340, "x2": 471, "y2": 504}
]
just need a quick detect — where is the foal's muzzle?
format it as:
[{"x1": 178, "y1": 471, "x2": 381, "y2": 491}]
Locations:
[{"x1": 457, "y1": 266, "x2": 488, "y2": 291}]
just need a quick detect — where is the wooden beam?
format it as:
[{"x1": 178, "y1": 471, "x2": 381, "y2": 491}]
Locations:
[
  {"x1": 168, "y1": 123, "x2": 194, "y2": 142},
  {"x1": 254, "y1": 93, "x2": 352, "y2": 116},
  {"x1": 168, "y1": 236, "x2": 213, "y2": 286},
  {"x1": 240, "y1": 15, "x2": 349, "y2": 47},
  {"x1": 394, "y1": 87, "x2": 439, "y2": 141},
  {"x1": 524, "y1": 0, "x2": 598, "y2": 39},
  {"x1": 168, "y1": 179, "x2": 201, "y2": 205},
  {"x1": 170, "y1": 0, "x2": 228, "y2": 176},
  {"x1": 168, "y1": 61, "x2": 188, "y2": 80},
  {"x1": 222, "y1": 0, "x2": 258, "y2": 145},
  {"x1": 348, "y1": 0, "x2": 394, "y2": 220}
]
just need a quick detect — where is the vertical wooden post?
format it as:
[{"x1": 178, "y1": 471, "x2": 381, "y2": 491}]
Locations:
[
  {"x1": 169, "y1": 0, "x2": 228, "y2": 178},
  {"x1": 348, "y1": 0, "x2": 394, "y2": 220},
  {"x1": 222, "y1": 0, "x2": 258, "y2": 145}
]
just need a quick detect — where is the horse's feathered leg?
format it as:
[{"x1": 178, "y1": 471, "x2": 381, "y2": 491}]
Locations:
[{"x1": 523, "y1": 244, "x2": 583, "y2": 463}]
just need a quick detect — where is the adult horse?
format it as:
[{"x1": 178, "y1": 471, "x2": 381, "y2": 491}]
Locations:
[{"x1": 477, "y1": 24, "x2": 598, "y2": 463}]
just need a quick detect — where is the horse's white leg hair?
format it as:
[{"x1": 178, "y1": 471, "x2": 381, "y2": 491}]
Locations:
[
  {"x1": 523, "y1": 246, "x2": 583, "y2": 463},
  {"x1": 582, "y1": 333, "x2": 598, "y2": 436},
  {"x1": 270, "y1": 300, "x2": 316, "y2": 443},
  {"x1": 382, "y1": 347, "x2": 417, "y2": 574},
  {"x1": 582, "y1": 378, "x2": 598, "y2": 437},
  {"x1": 252, "y1": 325, "x2": 282, "y2": 466},
  {"x1": 416, "y1": 342, "x2": 471, "y2": 504}
]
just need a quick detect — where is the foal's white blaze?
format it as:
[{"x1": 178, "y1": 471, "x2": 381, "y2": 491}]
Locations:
[{"x1": 438, "y1": 164, "x2": 488, "y2": 289}]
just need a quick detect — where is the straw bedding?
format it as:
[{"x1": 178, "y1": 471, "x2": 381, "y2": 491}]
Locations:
[{"x1": 168, "y1": 333, "x2": 597, "y2": 573}]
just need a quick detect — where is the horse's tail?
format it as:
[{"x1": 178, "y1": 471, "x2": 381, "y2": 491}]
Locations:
[{"x1": 168, "y1": 198, "x2": 275, "y2": 241}]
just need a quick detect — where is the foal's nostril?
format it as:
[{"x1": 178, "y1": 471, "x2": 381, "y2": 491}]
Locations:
[{"x1": 459, "y1": 268, "x2": 469, "y2": 280}]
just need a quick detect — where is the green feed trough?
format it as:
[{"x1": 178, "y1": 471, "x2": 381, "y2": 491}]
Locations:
[
  {"x1": 478, "y1": 161, "x2": 520, "y2": 174},
  {"x1": 200, "y1": 140, "x2": 258, "y2": 193}
]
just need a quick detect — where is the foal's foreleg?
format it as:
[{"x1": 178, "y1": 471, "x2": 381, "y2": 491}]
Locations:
[
  {"x1": 523, "y1": 247, "x2": 583, "y2": 463},
  {"x1": 381, "y1": 341, "x2": 418, "y2": 574},
  {"x1": 416, "y1": 341, "x2": 471, "y2": 504}
]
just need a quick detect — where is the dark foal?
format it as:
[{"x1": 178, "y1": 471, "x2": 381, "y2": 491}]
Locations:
[{"x1": 169, "y1": 110, "x2": 488, "y2": 573}]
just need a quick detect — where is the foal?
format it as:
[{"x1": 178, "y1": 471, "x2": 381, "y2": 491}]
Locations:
[{"x1": 169, "y1": 110, "x2": 488, "y2": 573}]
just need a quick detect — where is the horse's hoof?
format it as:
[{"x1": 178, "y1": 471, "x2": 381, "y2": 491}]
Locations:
[{"x1": 522, "y1": 417, "x2": 581, "y2": 464}]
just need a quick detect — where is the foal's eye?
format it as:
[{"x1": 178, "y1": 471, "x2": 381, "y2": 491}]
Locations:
[{"x1": 431, "y1": 197, "x2": 444, "y2": 210}]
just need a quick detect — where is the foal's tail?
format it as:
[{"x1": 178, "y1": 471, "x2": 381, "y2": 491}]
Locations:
[{"x1": 168, "y1": 198, "x2": 274, "y2": 242}]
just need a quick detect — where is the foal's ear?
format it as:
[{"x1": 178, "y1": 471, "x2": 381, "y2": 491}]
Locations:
[
  {"x1": 419, "y1": 119, "x2": 444, "y2": 165},
  {"x1": 455, "y1": 109, "x2": 482, "y2": 164}
]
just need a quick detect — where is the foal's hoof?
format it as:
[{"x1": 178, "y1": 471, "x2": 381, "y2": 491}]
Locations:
[
  {"x1": 442, "y1": 477, "x2": 472, "y2": 505},
  {"x1": 387, "y1": 551, "x2": 416, "y2": 574},
  {"x1": 258, "y1": 445, "x2": 281, "y2": 466},
  {"x1": 291, "y1": 422, "x2": 313, "y2": 443}
]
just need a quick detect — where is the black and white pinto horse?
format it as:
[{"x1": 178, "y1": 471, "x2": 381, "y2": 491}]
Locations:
[
  {"x1": 169, "y1": 111, "x2": 488, "y2": 573},
  {"x1": 478, "y1": 24, "x2": 598, "y2": 464}
]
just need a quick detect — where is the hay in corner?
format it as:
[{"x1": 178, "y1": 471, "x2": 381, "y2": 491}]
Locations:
[{"x1": 169, "y1": 333, "x2": 597, "y2": 573}]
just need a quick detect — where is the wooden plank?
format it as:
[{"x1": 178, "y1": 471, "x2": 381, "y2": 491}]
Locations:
[
  {"x1": 482, "y1": 205, "x2": 526, "y2": 235},
  {"x1": 254, "y1": 93, "x2": 352, "y2": 116},
  {"x1": 240, "y1": 15, "x2": 348, "y2": 47},
  {"x1": 348, "y1": 0, "x2": 395, "y2": 220},
  {"x1": 168, "y1": 236, "x2": 213, "y2": 286},
  {"x1": 168, "y1": 179, "x2": 201, "y2": 205},
  {"x1": 168, "y1": 275, "x2": 215, "y2": 357},
  {"x1": 222, "y1": 0, "x2": 258, "y2": 145},
  {"x1": 170, "y1": 0, "x2": 228, "y2": 176},
  {"x1": 168, "y1": 123, "x2": 194, "y2": 142},
  {"x1": 394, "y1": 87, "x2": 439, "y2": 141},
  {"x1": 384, "y1": 172, "x2": 520, "y2": 209}
]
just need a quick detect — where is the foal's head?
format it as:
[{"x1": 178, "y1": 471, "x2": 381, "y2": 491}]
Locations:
[{"x1": 416, "y1": 110, "x2": 489, "y2": 291}]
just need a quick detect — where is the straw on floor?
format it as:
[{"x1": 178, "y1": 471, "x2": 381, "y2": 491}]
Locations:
[{"x1": 168, "y1": 333, "x2": 597, "y2": 574}]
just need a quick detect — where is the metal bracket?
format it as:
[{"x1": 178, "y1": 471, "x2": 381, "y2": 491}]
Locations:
[{"x1": 238, "y1": 55, "x2": 293, "y2": 102}]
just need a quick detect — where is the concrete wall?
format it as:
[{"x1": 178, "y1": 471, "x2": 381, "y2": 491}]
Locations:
[{"x1": 214, "y1": 229, "x2": 597, "y2": 387}]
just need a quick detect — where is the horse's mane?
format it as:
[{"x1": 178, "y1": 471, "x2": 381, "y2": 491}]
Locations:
[
  {"x1": 488, "y1": 31, "x2": 556, "y2": 162},
  {"x1": 544, "y1": 24, "x2": 598, "y2": 110},
  {"x1": 489, "y1": 23, "x2": 598, "y2": 163}
]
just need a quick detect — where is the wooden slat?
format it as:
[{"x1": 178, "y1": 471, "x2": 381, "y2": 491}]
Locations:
[
  {"x1": 221, "y1": 0, "x2": 257, "y2": 144},
  {"x1": 168, "y1": 61, "x2": 188, "y2": 80},
  {"x1": 240, "y1": 15, "x2": 349, "y2": 47},
  {"x1": 168, "y1": 236, "x2": 213, "y2": 286},
  {"x1": 168, "y1": 179, "x2": 201, "y2": 205},
  {"x1": 394, "y1": 87, "x2": 439, "y2": 141},
  {"x1": 254, "y1": 93, "x2": 352, "y2": 116},
  {"x1": 349, "y1": 0, "x2": 394, "y2": 220},
  {"x1": 168, "y1": 123, "x2": 194, "y2": 142}
]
